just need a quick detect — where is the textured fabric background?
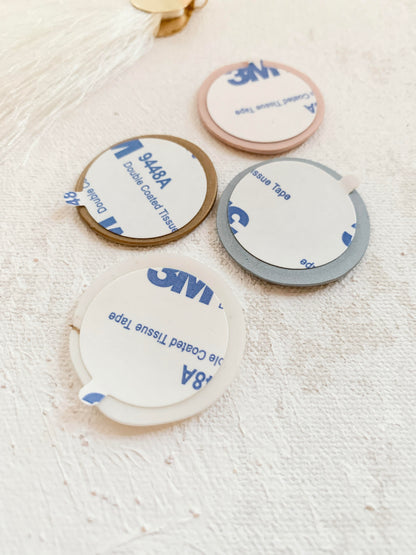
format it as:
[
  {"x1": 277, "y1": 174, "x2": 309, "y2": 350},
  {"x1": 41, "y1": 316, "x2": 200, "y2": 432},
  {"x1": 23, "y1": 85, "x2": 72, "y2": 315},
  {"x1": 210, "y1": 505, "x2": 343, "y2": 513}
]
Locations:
[{"x1": 2, "y1": 0, "x2": 416, "y2": 553}]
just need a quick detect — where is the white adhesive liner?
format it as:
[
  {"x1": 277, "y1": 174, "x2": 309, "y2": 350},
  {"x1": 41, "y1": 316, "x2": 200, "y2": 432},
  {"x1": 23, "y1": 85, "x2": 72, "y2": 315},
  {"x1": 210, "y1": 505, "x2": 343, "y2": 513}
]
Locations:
[
  {"x1": 79, "y1": 268, "x2": 229, "y2": 407},
  {"x1": 71, "y1": 137, "x2": 208, "y2": 238},
  {"x1": 229, "y1": 160, "x2": 357, "y2": 269},
  {"x1": 207, "y1": 62, "x2": 317, "y2": 143}
]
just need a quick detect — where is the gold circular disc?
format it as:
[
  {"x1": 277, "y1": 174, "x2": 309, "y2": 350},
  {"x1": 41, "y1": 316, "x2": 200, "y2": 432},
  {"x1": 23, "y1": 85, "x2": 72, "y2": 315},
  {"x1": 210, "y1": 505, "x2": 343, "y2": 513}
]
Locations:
[
  {"x1": 75, "y1": 135, "x2": 217, "y2": 247},
  {"x1": 131, "y1": 0, "x2": 193, "y2": 13}
]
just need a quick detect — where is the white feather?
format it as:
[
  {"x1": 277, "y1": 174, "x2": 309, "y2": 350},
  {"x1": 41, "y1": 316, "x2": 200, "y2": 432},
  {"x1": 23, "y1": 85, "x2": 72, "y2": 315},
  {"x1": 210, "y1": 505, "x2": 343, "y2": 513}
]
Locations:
[{"x1": 0, "y1": 0, "x2": 160, "y2": 154}]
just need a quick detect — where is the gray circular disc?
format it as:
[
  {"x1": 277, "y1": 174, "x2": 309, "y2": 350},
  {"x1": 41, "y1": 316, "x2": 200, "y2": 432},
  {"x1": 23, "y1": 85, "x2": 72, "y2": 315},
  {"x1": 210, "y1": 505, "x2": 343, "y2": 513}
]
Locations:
[{"x1": 217, "y1": 158, "x2": 370, "y2": 287}]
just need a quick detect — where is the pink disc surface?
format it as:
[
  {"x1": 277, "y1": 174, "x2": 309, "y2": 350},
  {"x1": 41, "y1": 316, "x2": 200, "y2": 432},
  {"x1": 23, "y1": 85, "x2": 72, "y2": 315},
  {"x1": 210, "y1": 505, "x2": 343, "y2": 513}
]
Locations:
[{"x1": 198, "y1": 60, "x2": 324, "y2": 155}]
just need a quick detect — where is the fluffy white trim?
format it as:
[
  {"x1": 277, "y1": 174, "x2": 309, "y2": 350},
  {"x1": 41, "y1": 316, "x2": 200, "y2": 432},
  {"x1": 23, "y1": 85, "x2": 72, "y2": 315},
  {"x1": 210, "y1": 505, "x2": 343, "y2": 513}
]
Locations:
[{"x1": 0, "y1": 0, "x2": 159, "y2": 154}]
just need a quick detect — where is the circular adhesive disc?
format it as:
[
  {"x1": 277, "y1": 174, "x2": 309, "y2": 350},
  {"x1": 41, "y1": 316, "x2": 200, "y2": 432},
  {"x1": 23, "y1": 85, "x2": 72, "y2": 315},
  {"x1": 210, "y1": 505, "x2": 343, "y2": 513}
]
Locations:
[
  {"x1": 75, "y1": 135, "x2": 217, "y2": 246},
  {"x1": 217, "y1": 158, "x2": 370, "y2": 286},
  {"x1": 70, "y1": 254, "x2": 245, "y2": 426},
  {"x1": 198, "y1": 61, "x2": 324, "y2": 154}
]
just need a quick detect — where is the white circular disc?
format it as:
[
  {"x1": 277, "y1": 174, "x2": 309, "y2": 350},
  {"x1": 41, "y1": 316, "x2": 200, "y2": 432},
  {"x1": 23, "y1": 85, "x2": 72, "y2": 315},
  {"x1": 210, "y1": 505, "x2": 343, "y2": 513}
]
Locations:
[
  {"x1": 70, "y1": 255, "x2": 245, "y2": 426},
  {"x1": 81, "y1": 137, "x2": 208, "y2": 239},
  {"x1": 229, "y1": 160, "x2": 357, "y2": 269},
  {"x1": 206, "y1": 62, "x2": 318, "y2": 143}
]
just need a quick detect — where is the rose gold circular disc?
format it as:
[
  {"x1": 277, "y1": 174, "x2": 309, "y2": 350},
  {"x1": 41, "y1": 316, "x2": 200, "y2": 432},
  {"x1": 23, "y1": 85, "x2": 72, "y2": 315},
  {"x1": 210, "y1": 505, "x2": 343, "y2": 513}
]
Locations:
[
  {"x1": 75, "y1": 135, "x2": 217, "y2": 247},
  {"x1": 198, "y1": 61, "x2": 324, "y2": 155}
]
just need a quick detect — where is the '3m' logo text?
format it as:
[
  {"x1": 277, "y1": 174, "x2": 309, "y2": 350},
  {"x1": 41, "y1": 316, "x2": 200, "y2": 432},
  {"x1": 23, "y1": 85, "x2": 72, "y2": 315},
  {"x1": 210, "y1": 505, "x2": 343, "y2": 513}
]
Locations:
[
  {"x1": 147, "y1": 268, "x2": 214, "y2": 306},
  {"x1": 227, "y1": 61, "x2": 280, "y2": 86}
]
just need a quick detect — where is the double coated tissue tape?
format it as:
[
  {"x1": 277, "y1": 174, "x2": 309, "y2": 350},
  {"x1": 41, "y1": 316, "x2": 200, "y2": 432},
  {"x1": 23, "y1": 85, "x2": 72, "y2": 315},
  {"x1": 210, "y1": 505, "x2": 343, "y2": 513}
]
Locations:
[
  {"x1": 70, "y1": 255, "x2": 245, "y2": 426},
  {"x1": 198, "y1": 60, "x2": 324, "y2": 154},
  {"x1": 64, "y1": 136, "x2": 217, "y2": 246},
  {"x1": 217, "y1": 158, "x2": 370, "y2": 286}
]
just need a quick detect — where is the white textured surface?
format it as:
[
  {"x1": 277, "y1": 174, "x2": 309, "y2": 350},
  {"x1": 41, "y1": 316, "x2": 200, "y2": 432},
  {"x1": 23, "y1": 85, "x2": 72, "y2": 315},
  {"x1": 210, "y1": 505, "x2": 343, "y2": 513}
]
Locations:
[{"x1": 2, "y1": 0, "x2": 416, "y2": 553}]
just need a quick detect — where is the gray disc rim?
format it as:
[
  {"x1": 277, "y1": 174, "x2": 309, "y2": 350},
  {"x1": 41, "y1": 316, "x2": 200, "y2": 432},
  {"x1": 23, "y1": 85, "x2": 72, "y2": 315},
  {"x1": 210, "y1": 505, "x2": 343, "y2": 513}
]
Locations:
[{"x1": 217, "y1": 158, "x2": 370, "y2": 287}]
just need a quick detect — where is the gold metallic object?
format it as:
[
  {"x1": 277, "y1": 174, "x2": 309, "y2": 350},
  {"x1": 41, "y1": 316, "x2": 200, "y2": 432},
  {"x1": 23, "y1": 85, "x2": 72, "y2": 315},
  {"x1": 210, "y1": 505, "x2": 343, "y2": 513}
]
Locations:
[
  {"x1": 130, "y1": 0, "x2": 192, "y2": 14},
  {"x1": 131, "y1": 0, "x2": 207, "y2": 37}
]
